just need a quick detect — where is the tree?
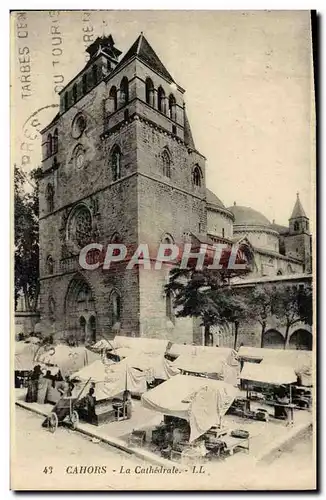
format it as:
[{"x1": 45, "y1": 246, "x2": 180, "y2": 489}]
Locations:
[
  {"x1": 247, "y1": 286, "x2": 273, "y2": 347},
  {"x1": 165, "y1": 266, "x2": 251, "y2": 347},
  {"x1": 14, "y1": 164, "x2": 42, "y2": 311},
  {"x1": 219, "y1": 289, "x2": 253, "y2": 350},
  {"x1": 272, "y1": 285, "x2": 313, "y2": 349}
]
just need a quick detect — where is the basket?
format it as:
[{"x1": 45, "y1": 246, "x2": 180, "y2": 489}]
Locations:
[{"x1": 230, "y1": 429, "x2": 249, "y2": 439}]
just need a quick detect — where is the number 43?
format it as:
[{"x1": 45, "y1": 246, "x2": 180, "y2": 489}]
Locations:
[{"x1": 43, "y1": 466, "x2": 53, "y2": 474}]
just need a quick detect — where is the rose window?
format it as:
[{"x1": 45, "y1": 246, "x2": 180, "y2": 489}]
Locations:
[{"x1": 68, "y1": 206, "x2": 92, "y2": 248}]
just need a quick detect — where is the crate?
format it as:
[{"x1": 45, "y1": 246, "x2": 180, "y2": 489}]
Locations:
[{"x1": 129, "y1": 430, "x2": 146, "y2": 447}]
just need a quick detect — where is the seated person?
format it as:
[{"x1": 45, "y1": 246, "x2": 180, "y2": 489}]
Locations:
[
  {"x1": 274, "y1": 386, "x2": 290, "y2": 419},
  {"x1": 80, "y1": 387, "x2": 97, "y2": 421}
]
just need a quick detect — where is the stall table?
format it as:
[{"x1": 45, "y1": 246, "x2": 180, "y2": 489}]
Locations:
[{"x1": 222, "y1": 434, "x2": 250, "y2": 456}]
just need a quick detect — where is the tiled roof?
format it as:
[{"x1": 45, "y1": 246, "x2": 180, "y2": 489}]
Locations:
[
  {"x1": 116, "y1": 33, "x2": 175, "y2": 83},
  {"x1": 228, "y1": 205, "x2": 271, "y2": 227},
  {"x1": 206, "y1": 189, "x2": 225, "y2": 209},
  {"x1": 290, "y1": 193, "x2": 307, "y2": 219}
]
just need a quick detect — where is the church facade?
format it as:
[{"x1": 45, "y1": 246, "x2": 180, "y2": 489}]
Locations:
[{"x1": 38, "y1": 34, "x2": 312, "y2": 348}]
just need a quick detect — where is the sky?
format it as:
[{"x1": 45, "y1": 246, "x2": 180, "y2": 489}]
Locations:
[{"x1": 11, "y1": 10, "x2": 314, "y2": 226}]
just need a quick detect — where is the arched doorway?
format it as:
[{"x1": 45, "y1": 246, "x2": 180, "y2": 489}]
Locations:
[
  {"x1": 289, "y1": 329, "x2": 312, "y2": 350},
  {"x1": 65, "y1": 275, "x2": 96, "y2": 344},
  {"x1": 262, "y1": 329, "x2": 285, "y2": 349}
]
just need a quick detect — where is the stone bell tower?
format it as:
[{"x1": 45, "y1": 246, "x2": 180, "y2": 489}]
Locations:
[
  {"x1": 39, "y1": 33, "x2": 206, "y2": 344},
  {"x1": 284, "y1": 193, "x2": 311, "y2": 271}
]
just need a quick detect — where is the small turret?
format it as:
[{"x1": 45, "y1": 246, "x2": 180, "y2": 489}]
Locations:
[
  {"x1": 284, "y1": 193, "x2": 311, "y2": 271},
  {"x1": 289, "y1": 192, "x2": 309, "y2": 234}
]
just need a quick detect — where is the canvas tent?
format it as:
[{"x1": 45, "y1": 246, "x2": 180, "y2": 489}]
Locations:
[
  {"x1": 92, "y1": 339, "x2": 114, "y2": 352},
  {"x1": 15, "y1": 341, "x2": 40, "y2": 371},
  {"x1": 237, "y1": 347, "x2": 312, "y2": 386},
  {"x1": 167, "y1": 343, "x2": 235, "y2": 360},
  {"x1": 73, "y1": 358, "x2": 148, "y2": 401},
  {"x1": 111, "y1": 336, "x2": 169, "y2": 354},
  {"x1": 141, "y1": 374, "x2": 239, "y2": 442},
  {"x1": 126, "y1": 352, "x2": 180, "y2": 381},
  {"x1": 35, "y1": 345, "x2": 101, "y2": 377},
  {"x1": 172, "y1": 348, "x2": 239, "y2": 385},
  {"x1": 240, "y1": 362, "x2": 297, "y2": 386}
]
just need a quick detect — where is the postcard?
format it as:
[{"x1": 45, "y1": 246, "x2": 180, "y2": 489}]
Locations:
[{"x1": 11, "y1": 10, "x2": 316, "y2": 491}]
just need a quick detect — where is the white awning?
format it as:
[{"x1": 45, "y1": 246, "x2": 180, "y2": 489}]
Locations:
[
  {"x1": 240, "y1": 362, "x2": 297, "y2": 385},
  {"x1": 111, "y1": 336, "x2": 169, "y2": 354}
]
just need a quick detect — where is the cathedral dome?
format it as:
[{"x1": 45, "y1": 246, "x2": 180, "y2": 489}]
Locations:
[
  {"x1": 228, "y1": 205, "x2": 271, "y2": 227},
  {"x1": 206, "y1": 189, "x2": 225, "y2": 208}
]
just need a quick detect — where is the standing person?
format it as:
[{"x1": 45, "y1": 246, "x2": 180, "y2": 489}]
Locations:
[
  {"x1": 37, "y1": 367, "x2": 50, "y2": 404},
  {"x1": 85, "y1": 387, "x2": 97, "y2": 422},
  {"x1": 25, "y1": 365, "x2": 42, "y2": 403},
  {"x1": 57, "y1": 376, "x2": 75, "y2": 398}
]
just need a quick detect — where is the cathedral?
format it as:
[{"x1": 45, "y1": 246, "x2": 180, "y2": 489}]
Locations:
[{"x1": 39, "y1": 34, "x2": 312, "y2": 348}]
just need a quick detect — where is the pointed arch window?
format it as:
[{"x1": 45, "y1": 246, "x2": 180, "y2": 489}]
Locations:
[
  {"x1": 108, "y1": 86, "x2": 117, "y2": 113},
  {"x1": 111, "y1": 146, "x2": 122, "y2": 181},
  {"x1": 67, "y1": 204, "x2": 93, "y2": 249},
  {"x1": 111, "y1": 290, "x2": 121, "y2": 325},
  {"x1": 168, "y1": 93, "x2": 177, "y2": 121},
  {"x1": 120, "y1": 77, "x2": 129, "y2": 107},
  {"x1": 166, "y1": 290, "x2": 175, "y2": 323},
  {"x1": 49, "y1": 296, "x2": 56, "y2": 319},
  {"x1": 92, "y1": 64, "x2": 98, "y2": 85},
  {"x1": 46, "y1": 184, "x2": 54, "y2": 212},
  {"x1": 64, "y1": 92, "x2": 68, "y2": 111},
  {"x1": 294, "y1": 221, "x2": 299, "y2": 231},
  {"x1": 47, "y1": 133, "x2": 53, "y2": 158},
  {"x1": 89, "y1": 316, "x2": 96, "y2": 343},
  {"x1": 53, "y1": 128, "x2": 58, "y2": 154},
  {"x1": 161, "y1": 233, "x2": 174, "y2": 245},
  {"x1": 162, "y1": 149, "x2": 171, "y2": 178},
  {"x1": 79, "y1": 317, "x2": 87, "y2": 343},
  {"x1": 193, "y1": 165, "x2": 202, "y2": 187},
  {"x1": 145, "y1": 77, "x2": 155, "y2": 106},
  {"x1": 82, "y1": 74, "x2": 87, "y2": 94},
  {"x1": 158, "y1": 86, "x2": 166, "y2": 113},
  {"x1": 110, "y1": 232, "x2": 122, "y2": 244},
  {"x1": 46, "y1": 255, "x2": 54, "y2": 275},
  {"x1": 72, "y1": 83, "x2": 78, "y2": 103}
]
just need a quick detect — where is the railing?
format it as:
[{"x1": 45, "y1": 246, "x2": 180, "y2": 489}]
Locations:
[{"x1": 59, "y1": 255, "x2": 80, "y2": 273}]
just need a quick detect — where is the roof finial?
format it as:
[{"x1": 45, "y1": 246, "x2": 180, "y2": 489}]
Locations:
[
  {"x1": 296, "y1": 191, "x2": 299, "y2": 198},
  {"x1": 234, "y1": 201, "x2": 236, "y2": 206},
  {"x1": 102, "y1": 20, "x2": 107, "y2": 37}
]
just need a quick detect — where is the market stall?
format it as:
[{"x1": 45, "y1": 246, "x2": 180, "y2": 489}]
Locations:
[
  {"x1": 126, "y1": 352, "x2": 180, "y2": 384},
  {"x1": 237, "y1": 347, "x2": 313, "y2": 387},
  {"x1": 239, "y1": 362, "x2": 298, "y2": 422},
  {"x1": 27, "y1": 344, "x2": 102, "y2": 404},
  {"x1": 111, "y1": 336, "x2": 169, "y2": 354},
  {"x1": 166, "y1": 343, "x2": 235, "y2": 361},
  {"x1": 172, "y1": 348, "x2": 239, "y2": 386},
  {"x1": 141, "y1": 374, "x2": 239, "y2": 442},
  {"x1": 14, "y1": 341, "x2": 40, "y2": 387},
  {"x1": 72, "y1": 358, "x2": 148, "y2": 425}
]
